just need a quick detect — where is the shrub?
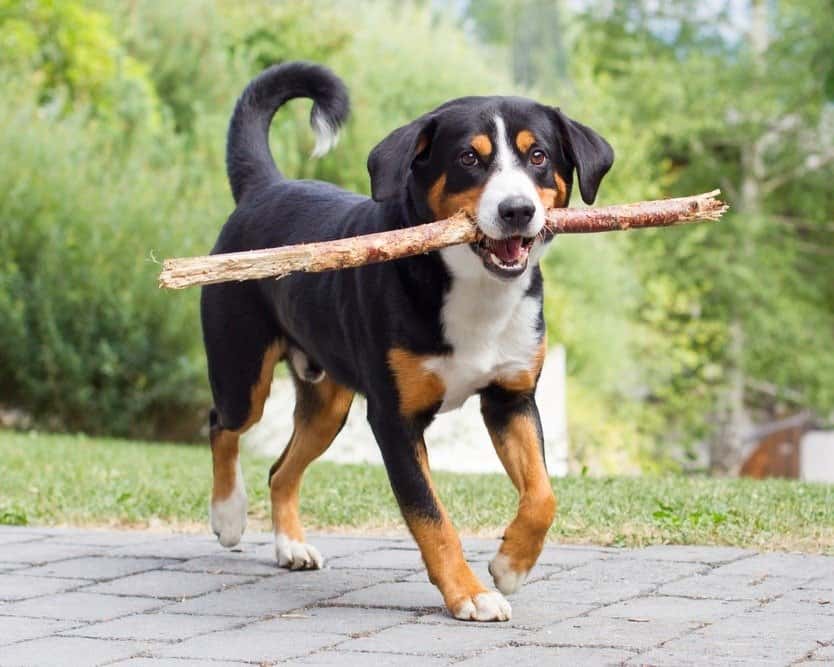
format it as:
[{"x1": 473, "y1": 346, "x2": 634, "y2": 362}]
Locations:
[{"x1": 0, "y1": 85, "x2": 223, "y2": 439}]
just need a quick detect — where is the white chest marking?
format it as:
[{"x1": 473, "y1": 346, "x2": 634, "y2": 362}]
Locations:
[{"x1": 425, "y1": 249, "x2": 542, "y2": 412}]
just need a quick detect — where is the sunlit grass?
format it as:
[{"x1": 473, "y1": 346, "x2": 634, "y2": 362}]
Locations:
[{"x1": 2, "y1": 430, "x2": 833, "y2": 554}]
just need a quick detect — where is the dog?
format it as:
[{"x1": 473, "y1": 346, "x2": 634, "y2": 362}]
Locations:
[{"x1": 201, "y1": 61, "x2": 613, "y2": 621}]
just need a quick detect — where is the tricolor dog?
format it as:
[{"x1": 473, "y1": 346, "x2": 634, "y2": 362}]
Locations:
[{"x1": 202, "y1": 62, "x2": 613, "y2": 621}]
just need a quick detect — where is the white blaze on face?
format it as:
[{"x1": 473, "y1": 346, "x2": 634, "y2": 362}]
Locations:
[{"x1": 476, "y1": 115, "x2": 546, "y2": 240}]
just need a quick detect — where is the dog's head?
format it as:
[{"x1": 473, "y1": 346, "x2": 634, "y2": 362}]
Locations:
[{"x1": 368, "y1": 97, "x2": 614, "y2": 279}]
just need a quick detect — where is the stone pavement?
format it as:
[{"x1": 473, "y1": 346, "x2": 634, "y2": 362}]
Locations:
[{"x1": 1, "y1": 527, "x2": 833, "y2": 666}]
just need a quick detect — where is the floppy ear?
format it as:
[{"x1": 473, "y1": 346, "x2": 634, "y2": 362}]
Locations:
[
  {"x1": 367, "y1": 115, "x2": 437, "y2": 202},
  {"x1": 551, "y1": 108, "x2": 614, "y2": 205}
]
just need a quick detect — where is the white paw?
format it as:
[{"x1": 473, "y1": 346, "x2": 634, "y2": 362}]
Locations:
[
  {"x1": 275, "y1": 532, "x2": 323, "y2": 570},
  {"x1": 488, "y1": 552, "x2": 529, "y2": 595},
  {"x1": 210, "y1": 462, "x2": 247, "y2": 548},
  {"x1": 454, "y1": 591, "x2": 512, "y2": 622}
]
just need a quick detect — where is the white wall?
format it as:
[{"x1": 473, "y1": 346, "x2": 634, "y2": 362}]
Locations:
[{"x1": 800, "y1": 430, "x2": 834, "y2": 483}]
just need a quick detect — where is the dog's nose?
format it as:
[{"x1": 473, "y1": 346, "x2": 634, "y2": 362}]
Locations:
[{"x1": 498, "y1": 196, "x2": 535, "y2": 228}]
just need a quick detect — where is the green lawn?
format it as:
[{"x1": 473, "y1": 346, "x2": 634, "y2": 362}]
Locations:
[{"x1": 2, "y1": 430, "x2": 833, "y2": 553}]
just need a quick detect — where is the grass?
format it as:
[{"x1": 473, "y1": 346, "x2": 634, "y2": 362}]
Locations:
[{"x1": 2, "y1": 429, "x2": 834, "y2": 554}]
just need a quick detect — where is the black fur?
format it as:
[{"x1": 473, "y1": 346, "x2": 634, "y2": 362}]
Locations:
[{"x1": 202, "y1": 62, "x2": 613, "y2": 536}]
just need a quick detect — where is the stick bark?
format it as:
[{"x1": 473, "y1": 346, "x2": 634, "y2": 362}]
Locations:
[{"x1": 159, "y1": 190, "x2": 727, "y2": 290}]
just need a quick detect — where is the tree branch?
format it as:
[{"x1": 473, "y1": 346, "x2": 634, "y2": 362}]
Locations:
[{"x1": 158, "y1": 190, "x2": 727, "y2": 290}]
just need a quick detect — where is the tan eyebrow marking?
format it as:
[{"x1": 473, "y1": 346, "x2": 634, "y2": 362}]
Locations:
[
  {"x1": 471, "y1": 134, "x2": 492, "y2": 158},
  {"x1": 515, "y1": 129, "x2": 536, "y2": 153}
]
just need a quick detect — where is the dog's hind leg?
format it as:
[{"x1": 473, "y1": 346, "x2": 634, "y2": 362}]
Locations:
[
  {"x1": 202, "y1": 282, "x2": 283, "y2": 548},
  {"x1": 268, "y1": 371, "x2": 353, "y2": 569}
]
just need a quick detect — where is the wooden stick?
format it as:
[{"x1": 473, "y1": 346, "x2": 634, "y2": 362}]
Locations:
[{"x1": 159, "y1": 190, "x2": 727, "y2": 289}]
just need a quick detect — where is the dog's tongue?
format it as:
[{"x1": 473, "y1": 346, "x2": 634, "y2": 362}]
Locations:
[{"x1": 491, "y1": 236, "x2": 523, "y2": 263}]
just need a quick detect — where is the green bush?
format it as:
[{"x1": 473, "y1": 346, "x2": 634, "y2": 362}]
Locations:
[{"x1": 0, "y1": 85, "x2": 223, "y2": 439}]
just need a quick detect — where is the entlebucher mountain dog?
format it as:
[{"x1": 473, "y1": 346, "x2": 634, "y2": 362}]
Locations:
[{"x1": 202, "y1": 61, "x2": 613, "y2": 621}]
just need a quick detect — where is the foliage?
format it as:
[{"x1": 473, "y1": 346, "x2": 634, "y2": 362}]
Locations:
[
  {"x1": 0, "y1": 82, "x2": 217, "y2": 438},
  {"x1": 0, "y1": 0, "x2": 830, "y2": 466}
]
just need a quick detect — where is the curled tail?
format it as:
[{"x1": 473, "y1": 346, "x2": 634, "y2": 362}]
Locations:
[{"x1": 226, "y1": 61, "x2": 350, "y2": 203}]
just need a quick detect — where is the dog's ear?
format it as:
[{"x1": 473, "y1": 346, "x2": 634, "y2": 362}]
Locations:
[
  {"x1": 367, "y1": 115, "x2": 437, "y2": 202},
  {"x1": 550, "y1": 108, "x2": 614, "y2": 205}
]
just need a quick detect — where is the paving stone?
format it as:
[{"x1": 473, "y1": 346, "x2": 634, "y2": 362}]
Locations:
[
  {"x1": 0, "y1": 573, "x2": 83, "y2": 601},
  {"x1": 534, "y1": 547, "x2": 613, "y2": 569},
  {"x1": 290, "y1": 651, "x2": 450, "y2": 666},
  {"x1": 0, "y1": 591, "x2": 164, "y2": 621},
  {"x1": 326, "y1": 581, "x2": 444, "y2": 611},
  {"x1": 712, "y1": 552, "x2": 834, "y2": 580},
  {"x1": 112, "y1": 659, "x2": 248, "y2": 667},
  {"x1": 636, "y1": 545, "x2": 754, "y2": 564},
  {"x1": 418, "y1": 600, "x2": 593, "y2": 631},
  {"x1": 274, "y1": 567, "x2": 414, "y2": 599},
  {"x1": 61, "y1": 611, "x2": 247, "y2": 642},
  {"x1": 703, "y1": 609, "x2": 834, "y2": 643},
  {"x1": 530, "y1": 615, "x2": 700, "y2": 651},
  {"x1": 248, "y1": 605, "x2": 416, "y2": 635},
  {"x1": 567, "y1": 555, "x2": 706, "y2": 587},
  {"x1": 456, "y1": 645, "x2": 634, "y2": 666},
  {"x1": 164, "y1": 553, "x2": 282, "y2": 577},
  {"x1": 590, "y1": 595, "x2": 754, "y2": 622},
  {"x1": 658, "y1": 572, "x2": 806, "y2": 600},
  {"x1": 0, "y1": 636, "x2": 155, "y2": 667},
  {"x1": 154, "y1": 628, "x2": 344, "y2": 662},
  {"x1": 20, "y1": 556, "x2": 178, "y2": 581},
  {"x1": 0, "y1": 616, "x2": 79, "y2": 646},
  {"x1": 327, "y1": 548, "x2": 424, "y2": 571},
  {"x1": 4, "y1": 529, "x2": 834, "y2": 666},
  {"x1": 333, "y1": 623, "x2": 527, "y2": 656},
  {"x1": 46, "y1": 531, "x2": 162, "y2": 547},
  {"x1": 0, "y1": 532, "x2": 46, "y2": 546},
  {"x1": 105, "y1": 537, "x2": 222, "y2": 560},
  {"x1": 0, "y1": 541, "x2": 98, "y2": 564},
  {"x1": 165, "y1": 579, "x2": 343, "y2": 617},
  {"x1": 810, "y1": 644, "x2": 834, "y2": 661},
  {"x1": 759, "y1": 587, "x2": 834, "y2": 616},
  {"x1": 83, "y1": 569, "x2": 253, "y2": 599},
  {"x1": 804, "y1": 574, "x2": 834, "y2": 591},
  {"x1": 517, "y1": 575, "x2": 649, "y2": 607},
  {"x1": 634, "y1": 631, "x2": 817, "y2": 666}
]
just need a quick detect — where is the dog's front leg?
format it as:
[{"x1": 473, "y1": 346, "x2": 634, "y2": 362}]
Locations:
[
  {"x1": 367, "y1": 406, "x2": 511, "y2": 621},
  {"x1": 480, "y1": 386, "x2": 556, "y2": 595}
]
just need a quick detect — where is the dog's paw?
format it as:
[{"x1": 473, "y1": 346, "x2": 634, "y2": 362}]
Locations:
[
  {"x1": 210, "y1": 463, "x2": 248, "y2": 548},
  {"x1": 275, "y1": 533, "x2": 323, "y2": 570},
  {"x1": 488, "y1": 552, "x2": 529, "y2": 595},
  {"x1": 452, "y1": 591, "x2": 512, "y2": 622}
]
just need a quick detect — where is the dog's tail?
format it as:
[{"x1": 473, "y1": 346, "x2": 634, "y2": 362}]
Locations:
[{"x1": 226, "y1": 61, "x2": 350, "y2": 203}]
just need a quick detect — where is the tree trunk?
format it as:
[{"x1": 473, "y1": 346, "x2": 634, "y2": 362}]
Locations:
[{"x1": 709, "y1": 0, "x2": 768, "y2": 475}]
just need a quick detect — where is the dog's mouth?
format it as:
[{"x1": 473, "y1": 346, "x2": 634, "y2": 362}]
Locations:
[{"x1": 470, "y1": 234, "x2": 536, "y2": 277}]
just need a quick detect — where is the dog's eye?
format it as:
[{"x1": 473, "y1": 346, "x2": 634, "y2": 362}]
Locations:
[
  {"x1": 459, "y1": 150, "x2": 478, "y2": 167},
  {"x1": 530, "y1": 149, "x2": 547, "y2": 166}
]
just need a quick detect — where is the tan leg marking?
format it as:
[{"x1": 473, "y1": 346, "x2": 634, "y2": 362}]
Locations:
[
  {"x1": 406, "y1": 442, "x2": 510, "y2": 621},
  {"x1": 270, "y1": 376, "x2": 353, "y2": 569},
  {"x1": 485, "y1": 410, "x2": 556, "y2": 594},
  {"x1": 387, "y1": 348, "x2": 446, "y2": 417},
  {"x1": 211, "y1": 342, "x2": 283, "y2": 547}
]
